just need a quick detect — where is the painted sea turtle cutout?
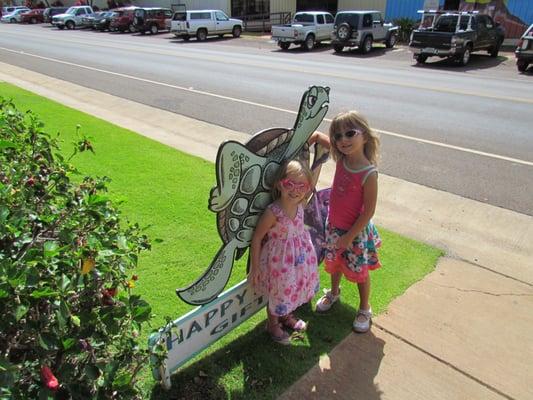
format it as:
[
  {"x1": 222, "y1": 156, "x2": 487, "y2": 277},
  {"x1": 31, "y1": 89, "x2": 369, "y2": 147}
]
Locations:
[{"x1": 176, "y1": 86, "x2": 330, "y2": 305}]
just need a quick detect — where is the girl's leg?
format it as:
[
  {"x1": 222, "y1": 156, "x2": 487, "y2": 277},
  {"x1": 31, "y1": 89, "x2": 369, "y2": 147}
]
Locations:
[
  {"x1": 357, "y1": 275, "x2": 371, "y2": 311},
  {"x1": 331, "y1": 271, "x2": 342, "y2": 296},
  {"x1": 266, "y1": 308, "x2": 285, "y2": 337}
]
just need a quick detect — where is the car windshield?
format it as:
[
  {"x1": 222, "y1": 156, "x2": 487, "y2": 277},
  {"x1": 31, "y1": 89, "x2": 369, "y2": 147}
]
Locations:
[
  {"x1": 65, "y1": 7, "x2": 77, "y2": 15},
  {"x1": 294, "y1": 13, "x2": 314, "y2": 23},
  {"x1": 434, "y1": 15, "x2": 458, "y2": 32},
  {"x1": 335, "y1": 13, "x2": 359, "y2": 27}
]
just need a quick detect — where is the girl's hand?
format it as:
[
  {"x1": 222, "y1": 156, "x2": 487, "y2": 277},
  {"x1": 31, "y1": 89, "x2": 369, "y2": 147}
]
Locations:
[
  {"x1": 336, "y1": 233, "x2": 353, "y2": 251},
  {"x1": 247, "y1": 266, "x2": 260, "y2": 288}
]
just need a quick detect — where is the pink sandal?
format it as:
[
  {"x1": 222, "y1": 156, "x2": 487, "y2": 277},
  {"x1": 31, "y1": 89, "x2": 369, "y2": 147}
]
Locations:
[
  {"x1": 281, "y1": 314, "x2": 308, "y2": 332},
  {"x1": 266, "y1": 323, "x2": 291, "y2": 345}
]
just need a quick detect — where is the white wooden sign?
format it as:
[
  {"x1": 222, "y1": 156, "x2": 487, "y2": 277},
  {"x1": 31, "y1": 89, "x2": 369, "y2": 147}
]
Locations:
[{"x1": 149, "y1": 280, "x2": 265, "y2": 389}]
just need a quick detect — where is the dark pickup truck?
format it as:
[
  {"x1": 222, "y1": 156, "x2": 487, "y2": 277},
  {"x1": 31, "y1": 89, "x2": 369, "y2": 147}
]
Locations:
[{"x1": 409, "y1": 12, "x2": 505, "y2": 66}]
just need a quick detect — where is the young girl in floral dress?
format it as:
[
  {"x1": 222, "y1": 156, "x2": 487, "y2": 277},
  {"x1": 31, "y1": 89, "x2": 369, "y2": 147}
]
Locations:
[{"x1": 248, "y1": 159, "x2": 319, "y2": 344}]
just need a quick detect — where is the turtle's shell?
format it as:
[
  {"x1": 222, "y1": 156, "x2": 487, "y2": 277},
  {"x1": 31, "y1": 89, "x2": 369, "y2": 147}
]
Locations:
[{"x1": 216, "y1": 127, "x2": 310, "y2": 252}]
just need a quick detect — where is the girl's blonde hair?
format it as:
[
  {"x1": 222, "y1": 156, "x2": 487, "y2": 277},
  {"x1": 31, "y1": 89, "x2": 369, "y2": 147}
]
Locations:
[
  {"x1": 328, "y1": 110, "x2": 380, "y2": 165},
  {"x1": 271, "y1": 159, "x2": 314, "y2": 201}
]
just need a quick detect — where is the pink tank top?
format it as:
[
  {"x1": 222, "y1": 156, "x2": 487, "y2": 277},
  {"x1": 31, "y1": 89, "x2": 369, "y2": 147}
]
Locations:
[{"x1": 329, "y1": 161, "x2": 377, "y2": 231}]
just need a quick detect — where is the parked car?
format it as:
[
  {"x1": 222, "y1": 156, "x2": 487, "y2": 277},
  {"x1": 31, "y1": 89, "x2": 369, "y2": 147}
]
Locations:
[
  {"x1": 331, "y1": 10, "x2": 399, "y2": 53},
  {"x1": 134, "y1": 7, "x2": 172, "y2": 34},
  {"x1": 52, "y1": 6, "x2": 94, "y2": 30},
  {"x1": 170, "y1": 9, "x2": 243, "y2": 41},
  {"x1": 409, "y1": 12, "x2": 505, "y2": 66},
  {"x1": 109, "y1": 7, "x2": 137, "y2": 33},
  {"x1": 271, "y1": 11, "x2": 334, "y2": 51},
  {"x1": 43, "y1": 7, "x2": 68, "y2": 23},
  {"x1": 1, "y1": 8, "x2": 30, "y2": 23},
  {"x1": 92, "y1": 11, "x2": 116, "y2": 31},
  {"x1": 515, "y1": 23, "x2": 533, "y2": 72},
  {"x1": 1, "y1": 5, "x2": 28, "y2": 17},
  {"x1": 20, "y1": 8, "x2": 44, "y2": 24}
]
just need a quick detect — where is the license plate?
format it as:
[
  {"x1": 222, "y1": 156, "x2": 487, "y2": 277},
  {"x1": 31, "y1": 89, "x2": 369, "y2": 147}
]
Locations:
[{"x1": 422, "y1": 47, "x2": 436, "y2": 54}]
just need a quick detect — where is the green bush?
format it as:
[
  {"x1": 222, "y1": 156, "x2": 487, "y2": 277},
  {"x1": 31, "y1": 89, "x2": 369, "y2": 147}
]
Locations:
[
  {"x1": 0, "y1": 98, "x2": 152, "y2": 399},
  {"x1": 394, "y1": 17, "x2": 417, "y2": 43}
]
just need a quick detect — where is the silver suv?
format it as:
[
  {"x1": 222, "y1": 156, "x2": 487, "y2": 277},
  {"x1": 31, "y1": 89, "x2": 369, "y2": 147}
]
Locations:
[
  {"x1": 331, "y1": 10, "x2": 399, "y2": 54},
  {"x1": 52, "y1": 6, "x2": 94, "y2": 30}
]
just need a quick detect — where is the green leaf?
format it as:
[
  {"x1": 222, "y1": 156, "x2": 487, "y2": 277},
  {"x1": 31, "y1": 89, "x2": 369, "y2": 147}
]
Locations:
[
  {"x1": 0, "y1": 140, "x2": 18, "y2": 149},
  {"x1": 131, "y1": 299, "x2": 151, "y2": 323},
  {"x1": 60, "y1": 300, "x2": 70, "y2": 320},
  {"x1": 31, "y1": 287, "x2": 59, "y2": 299},
  {"x1": 88, "y1": 195, "x2": 110, "y2": 205},
  {"x1": 62, "y1": 337, "x2": 76, "y2": 350},
  {"x1": 14, "y1": 304, "x2": 28, "y2": 321},
  {"x1": 0, "y1": 206, "x2": 9, "y2": 222},
  {"x1": 84, "y1": 364, "x2": 100, "y2": 380},
  {"x1": 38, "y1": 333, "x2": 58, "y2": 351},
  {"x1": 43, "y1": 241, "x2": 59, "y2": 258},
  {"x1": 60, "y1": 274, "x2": 71, "y2": 292},
  {"x1": 71, "y1": 315, "x2": 80, "y2": 327},
  {"x1": 117, "y1": 235, "x2": 128, "y2": 250},
  {"x1": 112, "y1": 370, "x2": 132, "y2": 389}
]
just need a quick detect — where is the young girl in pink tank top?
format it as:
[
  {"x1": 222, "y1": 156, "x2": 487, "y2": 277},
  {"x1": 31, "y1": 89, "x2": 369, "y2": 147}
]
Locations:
[{"x1": 309, "y1": 110, "x2": 381, "y2": 333}]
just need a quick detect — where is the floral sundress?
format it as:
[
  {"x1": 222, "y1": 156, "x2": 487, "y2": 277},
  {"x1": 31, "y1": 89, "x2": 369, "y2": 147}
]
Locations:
[{"x1": 256, "y1": 202, "x2": 319, "y2": 317}]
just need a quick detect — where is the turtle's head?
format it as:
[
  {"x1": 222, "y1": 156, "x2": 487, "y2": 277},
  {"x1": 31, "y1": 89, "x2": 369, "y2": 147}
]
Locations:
[{"x1": 302, "y1": 86, "x2": 330, "y2": 121}]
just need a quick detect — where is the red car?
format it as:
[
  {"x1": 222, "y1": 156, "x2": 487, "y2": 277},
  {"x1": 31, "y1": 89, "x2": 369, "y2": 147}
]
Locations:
[
  {"x1": 20, "y1": 8, "x2": 44, "y2": 24},
  {"x1": 109, "y1": 6, "x2": 138, "y2": 33}
]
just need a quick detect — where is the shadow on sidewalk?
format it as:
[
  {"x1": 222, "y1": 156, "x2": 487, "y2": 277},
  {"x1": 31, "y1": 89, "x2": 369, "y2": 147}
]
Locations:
[{"x1": 149, "y1": 302, "x2": 384, "y2": 399}]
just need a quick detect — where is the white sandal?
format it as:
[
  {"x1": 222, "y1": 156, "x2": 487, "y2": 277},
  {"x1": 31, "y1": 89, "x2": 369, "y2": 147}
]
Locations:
[
  {"x1": 315, "y1": 288, "x2": 340, "y2": 313},
  {"x1": 353, "y1": 308, "x2": 372, "y2": 333}
]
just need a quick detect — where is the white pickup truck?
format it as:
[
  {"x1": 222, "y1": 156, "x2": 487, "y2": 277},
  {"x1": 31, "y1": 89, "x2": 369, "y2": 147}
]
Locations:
[
  {"x1": 51, "y1": 5, "x2": 94, "y2": 30},
  {"x1": 271, "y1": 11, "x2": 334, "y2": 51},
  {"x1": 170, "y1": 9, "x2": 243, "y2": 41}
]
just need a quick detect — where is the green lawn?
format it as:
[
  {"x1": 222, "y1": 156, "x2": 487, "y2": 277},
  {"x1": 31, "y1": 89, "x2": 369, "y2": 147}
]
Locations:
[{"x1": 1, "y1": 83, "x2": 443, "y2": 399}]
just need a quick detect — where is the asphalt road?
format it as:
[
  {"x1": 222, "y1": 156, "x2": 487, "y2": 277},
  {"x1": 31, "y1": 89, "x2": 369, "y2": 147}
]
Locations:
[{"x1": 0, "y1": 23, "x2": 532, "y2": 215}]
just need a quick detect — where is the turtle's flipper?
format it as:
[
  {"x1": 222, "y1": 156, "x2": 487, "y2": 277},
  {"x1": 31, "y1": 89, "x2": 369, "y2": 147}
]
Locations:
[
  {"x1": 209, "y1": 141, "x2": 266, "y2": 213},
  {"x1": 176, "y1": 240, "x2": 239, "y2": 305}
]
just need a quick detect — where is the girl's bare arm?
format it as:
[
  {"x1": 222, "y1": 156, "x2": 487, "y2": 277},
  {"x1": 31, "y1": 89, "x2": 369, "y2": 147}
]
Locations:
[
  {"x1": 249, "y1": 208, "x2": 276, "y2": 284},
  {"x1": 308, "y1": 131, "x2": 331, "y2": 149}
]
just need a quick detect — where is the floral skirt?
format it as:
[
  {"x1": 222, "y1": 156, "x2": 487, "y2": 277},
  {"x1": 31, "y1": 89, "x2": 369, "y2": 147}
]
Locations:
[{"x1": 323, "y1": 221, "x2": 382, "y2": 283}]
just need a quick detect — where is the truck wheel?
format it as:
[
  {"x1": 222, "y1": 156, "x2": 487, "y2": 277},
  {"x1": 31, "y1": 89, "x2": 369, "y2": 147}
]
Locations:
[
  {"x1": 66, "y1": 20, "x2": 74, "y2": 30},
  {"x1": 489, "y1": 40, "x2": 502, "y2": 57},
  {"x1": 361, "y1": 36, "x2": 373, "y2": 54},
  {"x1": 196, "y1": 29, "x2": 207, "y2": 41},
  {"x1": 416, "y1": 54, "x2": 427, "y2": 64},
  {"x1": 10, "y1": 18, "x2": 16, "y2": 23},
  {"x1": 303, "y1": 34, "x2": 315, "y2": 51},
  {"x1": 385, "y1": 32, "x2": 397, "y2": 48},
  {"x1": 279, "y1": 42, "x2": 290, "y2": 50},
  {"x1": 128, "y1": 24, "x2": 135, "y2": 33},
  {"x1": 150, "y1": 24, "x2": 158, "y2": 34},
  {"x1": 31, "y1": 17, "x2": 37, "y2": 24},
  {"x1": 183, "y1": 35, "x2": 190, "y2": 41},
  {"x1": 457, "y1": 45, "x2": 471, "y2": 66},
  {"x1": 333, "y1": 44, "x2": 344, "y2": 53},
  {"x1": 232, "y1": 25, "x2": 242, "y2": 38},
  {"x1": 517, "y1": 60, "x2": 529, "y2": 72}
]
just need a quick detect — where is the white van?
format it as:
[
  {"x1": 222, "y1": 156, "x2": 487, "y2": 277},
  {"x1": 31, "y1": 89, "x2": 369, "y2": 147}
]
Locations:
[{"x1": 170, "y1": 9, "x2": 243, "y2": 41}]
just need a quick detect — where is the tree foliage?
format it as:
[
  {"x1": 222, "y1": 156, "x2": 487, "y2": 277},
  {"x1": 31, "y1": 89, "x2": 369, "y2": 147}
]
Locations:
[{"x1": 0, "y1": 98, "x2": 152, "y2": 399}]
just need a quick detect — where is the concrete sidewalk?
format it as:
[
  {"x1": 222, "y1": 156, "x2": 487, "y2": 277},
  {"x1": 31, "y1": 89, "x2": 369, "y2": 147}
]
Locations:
[{"x1": 1, "y1": 63, "x2": 532, "y2": 399}]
